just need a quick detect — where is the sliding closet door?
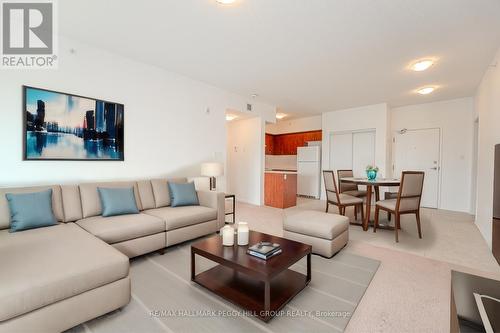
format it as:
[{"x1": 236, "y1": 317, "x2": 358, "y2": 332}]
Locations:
[
  {"x1": 352, "y1": 131, "x2": 376, "y2": 177},
  {"x1": 329, "y1": 130, "x2": 376, "y2": 178},
  {"x1": 329, "y1": 132, "x2": 353, "y2": 171}
]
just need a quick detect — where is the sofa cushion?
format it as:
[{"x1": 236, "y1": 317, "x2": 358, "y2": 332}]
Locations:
[
  {"x1": 76, "y1": 213, "x2": 165, "y2": 244},
  {"x1": 98, "y1": 187, "x2": 139, "y2": 217},
  {"x1": 137, "y1": 180, "x2": 155, "y2": 210},
  {"x1": 79, "y1": 182, "x2": 142, "y2": 219},
  {"x1": 6, "y1": 189, "x2": 57, "y2": 232},
  {"x1": 284, "y1": 210, "x2": 349, "y2": 240},
  {"x1": 150, "y1": 178, "x2": 187, "y2": 208},
  {"x1": 0, "y1": 223, "x2": 129, "y2": 322},
  {"x1": 144, "y1": 206, "x2": 217, "y2": 231},
  {"x1": 168, "y1": 182, "x2": 199, "y2": 207},
  {"x1": 0, "y1": 185, "x2": 64, "y2": 230},
  {"x1": 61, "y1": 185, "x2": 83, "y2": 222}
]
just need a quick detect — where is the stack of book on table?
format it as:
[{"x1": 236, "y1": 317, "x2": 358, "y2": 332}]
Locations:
[{"x1": 247, "y1": 242, "x2": 282, "y2": 260}]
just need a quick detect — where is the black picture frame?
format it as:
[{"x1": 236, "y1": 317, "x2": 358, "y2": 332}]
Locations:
[{"x1": 22, "y1": 85, "x2": 125, "y2": 161}]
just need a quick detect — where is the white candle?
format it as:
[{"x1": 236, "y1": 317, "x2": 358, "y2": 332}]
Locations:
[
  {"x1": 221, "y1": 225, "x2": 234, "y2": 246},
  {"x1": 237, "y1": 222, "x2": 249, "y2": 246}
]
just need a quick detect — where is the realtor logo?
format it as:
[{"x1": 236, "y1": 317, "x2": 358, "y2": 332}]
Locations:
[{"x1": 1, "y1": 0, "x2": 57, "y2": 68}]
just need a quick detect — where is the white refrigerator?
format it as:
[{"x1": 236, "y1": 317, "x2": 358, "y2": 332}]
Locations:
[{"x1": 297, "y1": 146, "x2": 321, "y2": 199}]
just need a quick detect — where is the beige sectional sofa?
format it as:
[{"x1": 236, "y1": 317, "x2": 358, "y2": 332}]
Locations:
[{"x1": 0, "y1": 178, "x2": 224, "y2": 332}]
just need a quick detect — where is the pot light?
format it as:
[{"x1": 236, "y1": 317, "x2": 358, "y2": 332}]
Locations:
[
  {"x1": 417, "y1": 87, "x2": 436, "y2": 95},
  {"x1": 216, "y1": 0, "x2": 236, "y2": 4},
  {"x1": 411, "y1": 59, "x2": 434, "y2": 72},
  {"x1": 226, "y1": 114, "x2": 237, "y2": 121},
  {"x1": 276, "y1": 113, "x2": 287, "y2": 120}
]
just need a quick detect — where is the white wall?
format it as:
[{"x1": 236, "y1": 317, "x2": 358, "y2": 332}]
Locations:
[
  {"x1": 474, "y1": 47, "x2": 500, "y2": 249},
  {"x1": 391, "y1": 98, "x2": 475, "y2": 213},
  {"x1": 321, "y1": 99, "x2": 476, "y2": 214},
  {"x1": 226, "y1": 117, "x2": 264, "y2": 205},
  {"x1": 0, "y1": 37, "x2": 276, "y2": 188},
  {"x1": 321, "y1": 103, "x2": 390, "y2": 198},
  {"x1": 266, "y1": 115, "x2": 321, "y2": 134}
]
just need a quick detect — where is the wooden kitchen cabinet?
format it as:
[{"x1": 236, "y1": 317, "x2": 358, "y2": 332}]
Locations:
[
  {"x1": 265, "y1": 134, "x2": 274, "y2": 155},
  {"x1": 265, "y1": 130, "x2": 322, "y2": 155},
  {"x1": 264, "y1": 172, "x2": 297, "y2": 209}
]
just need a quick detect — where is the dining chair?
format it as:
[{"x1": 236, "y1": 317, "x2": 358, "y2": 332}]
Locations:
[
  {"x1": 384, "y1": 191, "x2": 398, "y2": 221},
  {"x1": 323, "y1": 170, "x2": 364, "y2": 221},
  {"x1": 337, "y1": 170, "x2": 367, "y2": 198},
  {"x1": 373, "y1": 171, "x2": 425, "y2": 242}
]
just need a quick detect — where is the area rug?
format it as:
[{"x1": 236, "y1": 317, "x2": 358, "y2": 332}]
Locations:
[{"x1": 68, "y1": 238, "x2": 380, "y2": 333}]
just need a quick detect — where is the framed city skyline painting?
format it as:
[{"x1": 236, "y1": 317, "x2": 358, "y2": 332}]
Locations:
[{"x1": 23, "y1": 86, "x2": 124, "y2": 161}]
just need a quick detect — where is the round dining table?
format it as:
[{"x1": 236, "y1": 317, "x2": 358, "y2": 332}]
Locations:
[{"x1": 340, "y1": 177, "x2": 401, "y2": 231}]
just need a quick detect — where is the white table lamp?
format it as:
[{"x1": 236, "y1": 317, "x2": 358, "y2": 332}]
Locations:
[{"x1": 201, "y1": 162, "x2": 224, "y2": 191}]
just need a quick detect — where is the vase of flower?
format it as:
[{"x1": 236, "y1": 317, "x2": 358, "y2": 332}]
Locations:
[{"x1": 366, "y1": 165, "x2": 379, "y2": 181}]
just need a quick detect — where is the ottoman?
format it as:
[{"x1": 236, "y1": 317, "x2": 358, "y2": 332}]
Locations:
[{"x1": 284, "y1": 210, "x2": 349, "y2": 258}]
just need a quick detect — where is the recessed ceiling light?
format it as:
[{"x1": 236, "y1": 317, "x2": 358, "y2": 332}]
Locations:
[
  {"x1": 276, "y1": 113, "x2": 287, "y2": 120},
  {"x1": 411, "y1": 59, "x2": 434, "y2": 72},
  {"x1": 216, "y1": 0, "x2": 236, "y2": 4},
  {"x1": 251, "y1": 94, "x2": 258, "y2": 98},
  {"x1": 226, "y1": 114, "x2": 237, "y2": 121},
  {"x1": 417, "y1": 87, "x2": 436, "y2": 95}
]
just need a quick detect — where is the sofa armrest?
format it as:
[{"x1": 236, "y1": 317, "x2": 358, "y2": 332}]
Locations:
[{"x1": 197, "y1": 190, "x2": 225, "y2": 229}]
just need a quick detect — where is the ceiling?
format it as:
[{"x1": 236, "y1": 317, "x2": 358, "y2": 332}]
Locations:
[{"x1": 60, "y1": 0, "x2": 500, "y2": 116}]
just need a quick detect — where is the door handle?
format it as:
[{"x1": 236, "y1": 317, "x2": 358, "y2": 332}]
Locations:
[{"x1": 430, "y1": 167, "x2": 438, "y2": 170}]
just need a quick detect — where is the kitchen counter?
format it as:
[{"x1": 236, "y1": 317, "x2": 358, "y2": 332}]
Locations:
[
  {"x1": 264, "y1": 172, "x2": 297, "y2": 209},
  {"x1": 265, "y1": 170, "x2": 297, "y2": 174}
]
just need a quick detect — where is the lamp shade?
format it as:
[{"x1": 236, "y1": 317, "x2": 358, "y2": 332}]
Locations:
[{"x1": 201, "y1": 162, "x2": 224, "y2": 177}]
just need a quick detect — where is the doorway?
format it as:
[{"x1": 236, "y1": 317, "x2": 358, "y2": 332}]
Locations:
[
  {"x1": 226, "y1": 111, "x2": 263, "y2": 206},
  {"x1": 393, "y1": 128, "x2": 441, "y2": 208}
]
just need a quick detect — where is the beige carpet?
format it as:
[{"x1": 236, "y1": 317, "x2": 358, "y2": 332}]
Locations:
[
  {"x1": 232, "y1": 198, "x2": 500, "y2": 332},
  {"x1": 67, "y1": 199, "x2": 500, "y2": 333},
  {"x1": 235, "y1": 198, "x2": 500, "y2": 274},
  {"x1": 68, "y1": 239, "x2": 379, "y2": 333}
]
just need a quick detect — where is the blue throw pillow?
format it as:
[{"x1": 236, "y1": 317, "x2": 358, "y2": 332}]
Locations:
[
  {"x1": 168, "y1": 182, "x2": 199, "y2": 207},
  {"x1": 97, "y1": 187, "x2": 139, "y2": 217},
  {"x1": 6, "y1": 189, "x2": 57, "y2": 232}
]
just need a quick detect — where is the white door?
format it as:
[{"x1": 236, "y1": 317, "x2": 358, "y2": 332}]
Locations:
[
  {"x1": 393, "y1": 128, "x2": 440, "y2": 208},
  {"x1": 352, "y1": 131, "x2": 376, "y2": 177},
  {"x1": 330, "y1": 132, "x2": 353, "y2": 171}
]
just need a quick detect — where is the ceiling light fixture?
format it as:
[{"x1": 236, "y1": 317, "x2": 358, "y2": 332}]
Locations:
[
  {"x1": 417, "y1": 86, "x2": 436, "y2": 95},
  {"x1": 276, "y1": 113, "x2": 287, "y2": 120},
  {"x1": 251, "y1": 94, "x2": 258, "y2": 98},
  {"x1": 411, "y1": 59, "x2": 434, "y2": 72},
  {"x1": 216, "y1": 0, "x2": 236, "y2": 4},
  {"x1": 226, "y1": 114, "x2": 237, "y2": 121}
]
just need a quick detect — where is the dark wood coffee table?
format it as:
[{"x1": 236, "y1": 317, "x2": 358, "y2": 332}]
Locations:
[{"x1": 191, "y1": 231, "x2": 312, "y2": 322}]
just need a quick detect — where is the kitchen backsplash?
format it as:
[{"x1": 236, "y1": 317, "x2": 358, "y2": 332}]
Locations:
[{"x1": 265, "y1": 155, "x2": 297, "y2": 170}]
